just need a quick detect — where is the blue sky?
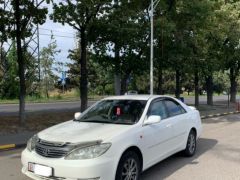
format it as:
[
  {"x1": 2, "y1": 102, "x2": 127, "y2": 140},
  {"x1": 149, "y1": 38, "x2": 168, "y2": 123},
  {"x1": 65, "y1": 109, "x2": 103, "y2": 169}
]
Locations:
[
  {"x1": 38, "y1": 3, "x2": 77, "y2": 78},
  {"x1": 39, "y1": 18, "x2": 76, "y2": 76}
]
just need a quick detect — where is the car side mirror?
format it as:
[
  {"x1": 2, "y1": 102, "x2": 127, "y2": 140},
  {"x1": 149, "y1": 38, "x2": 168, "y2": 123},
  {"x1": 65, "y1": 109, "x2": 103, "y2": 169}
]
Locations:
[
  {"x1": 74, "y1": 112, "x2": 81, "y2": 120},
  {"x1": 144, "y1": 115, "x2": 161, "y2": 126}
]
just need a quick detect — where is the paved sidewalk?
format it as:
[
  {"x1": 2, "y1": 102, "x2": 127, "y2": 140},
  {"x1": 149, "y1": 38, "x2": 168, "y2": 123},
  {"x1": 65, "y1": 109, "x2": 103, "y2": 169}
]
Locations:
[
  {"x1": 195, "y1": 101, "x2": 236, "y2": 117},
  {"x1": 0, "y1": 132, "x2": 35, "y2": 148}
]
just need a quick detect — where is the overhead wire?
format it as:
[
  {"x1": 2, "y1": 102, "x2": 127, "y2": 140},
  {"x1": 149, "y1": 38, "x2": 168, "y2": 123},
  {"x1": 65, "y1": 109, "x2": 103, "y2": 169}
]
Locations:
[
  {"x1": 39, "y1": 27, "x2": 76, "y2": 35},
  {"x1": 39, "y1": 33, "x2": 75, "y2": 39}
]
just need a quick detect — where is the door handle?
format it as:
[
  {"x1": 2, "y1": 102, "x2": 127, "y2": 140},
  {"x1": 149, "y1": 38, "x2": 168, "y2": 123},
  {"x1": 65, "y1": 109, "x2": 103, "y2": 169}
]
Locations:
[{"x1": 166, "y1": 124, "x2": 173, "y2": 128}]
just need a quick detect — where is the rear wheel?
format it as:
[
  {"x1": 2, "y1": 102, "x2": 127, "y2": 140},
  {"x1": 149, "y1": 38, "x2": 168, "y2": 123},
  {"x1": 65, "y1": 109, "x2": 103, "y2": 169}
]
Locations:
[
  {"x1": 116, "y1": 151, "x2": 140, "y2": 180},
  {"x1": 184, "y1": 129, "x2": 197, "y2": 157}
]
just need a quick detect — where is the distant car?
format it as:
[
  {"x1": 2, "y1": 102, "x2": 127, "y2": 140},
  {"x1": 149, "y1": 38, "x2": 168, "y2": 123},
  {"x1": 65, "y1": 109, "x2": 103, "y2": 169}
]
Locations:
[
  {"x1": 125, "y1": 90, "x2": 138, "y2": 95},
  {"x1": 21, "y1": 95, "x2": 202, "y2": 180}
]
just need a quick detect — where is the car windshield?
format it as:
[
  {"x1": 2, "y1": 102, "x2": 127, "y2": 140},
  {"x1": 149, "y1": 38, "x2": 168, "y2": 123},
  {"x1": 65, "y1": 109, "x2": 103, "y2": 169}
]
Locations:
[{"x1": 78, "y1": 100, "x2": 147, "y2": 125}]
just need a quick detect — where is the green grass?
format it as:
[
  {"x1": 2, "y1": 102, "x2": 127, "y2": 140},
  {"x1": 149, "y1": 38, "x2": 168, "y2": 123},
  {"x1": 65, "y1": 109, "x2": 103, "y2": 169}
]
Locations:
[
  {"x1": 0, "y1": 96, "x2": 76, "y2": 104},
  {"x1": 0, "y1": 90, "x2": 105, "y2": 104}
]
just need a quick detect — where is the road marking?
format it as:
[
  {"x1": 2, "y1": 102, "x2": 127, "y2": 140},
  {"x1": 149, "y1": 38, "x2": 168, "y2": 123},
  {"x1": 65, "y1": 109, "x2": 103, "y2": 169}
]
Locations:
[{"x1": 0, "y1": 144, "x2": 16, "y2": 150}]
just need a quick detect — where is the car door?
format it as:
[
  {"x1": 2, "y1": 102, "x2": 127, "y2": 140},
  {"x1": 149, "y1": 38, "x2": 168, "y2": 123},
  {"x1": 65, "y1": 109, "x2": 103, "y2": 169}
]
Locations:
[
  {"x1": 142, "y1": 99, "x2": 176, "y2": 167},
  {"x1": 164, "y1": 99, "x2": 188, "y2": 151}
]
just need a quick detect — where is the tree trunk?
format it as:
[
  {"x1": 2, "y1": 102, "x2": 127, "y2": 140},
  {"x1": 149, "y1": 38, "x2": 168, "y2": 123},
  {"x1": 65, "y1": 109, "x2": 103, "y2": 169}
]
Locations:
[
  {"x1": 102, "y1": 84, "x2": 106, "y2": 95},
  {"x1": 15, "y1": 0, "x2": 26, "y2": 124},
  {"x1": 230, "y1": 67, "x2": 237, "y2": 103},
  {"x1": 206, "y1": 75, "x2": 213, "y2": 105},
  {"x1": 194, "y1": 71, "x2": 199, "y2": 107},
  {"x1": 80, "y1": 29, "x2": 88, "y2": 112},
  {"x1": 114, "y1": 43, "x2": 121, "y2": 95},
  {"x1": 175, "y1": 69, "x2": 181, "y2": 98},
  {"x1": 46, "y1": 79, "x2": 49, "y2": 99},
  {"x1": 121, "y1": 75, "x2": 128, "y2": 95},
  {"x1": 157, "y1": 30, "x2": 164, "y2": 95},
  {"x1": 120, "y1": 71, "x2": 131, "y2": 95},
  {"x1": 157, "y1": 67, "x2": 163, "y2": 95},
  {"x1": 114, "y1": 74, "x2": 121, "y2": 95}
]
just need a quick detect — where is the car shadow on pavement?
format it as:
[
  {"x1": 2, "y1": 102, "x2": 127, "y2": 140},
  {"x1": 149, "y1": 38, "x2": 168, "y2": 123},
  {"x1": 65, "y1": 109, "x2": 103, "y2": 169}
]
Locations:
[{"x1": 141, "y1": 138, "x2": 218, "y2": 180}]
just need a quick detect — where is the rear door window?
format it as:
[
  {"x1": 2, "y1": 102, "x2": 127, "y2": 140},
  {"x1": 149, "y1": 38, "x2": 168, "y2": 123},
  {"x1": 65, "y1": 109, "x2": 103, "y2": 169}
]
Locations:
[{"x1": 164, "y1": 100, "x2": 186, "y2": 117}]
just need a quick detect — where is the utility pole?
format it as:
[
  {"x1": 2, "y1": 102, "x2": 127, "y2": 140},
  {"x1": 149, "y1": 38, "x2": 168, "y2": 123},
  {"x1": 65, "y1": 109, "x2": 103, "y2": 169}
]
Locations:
[
  {"x1": 150, "y1": 0, "x2": 154, "y2": 95},
  {"x1": 149, "y1": 0, "x2": 161, "y2": 95}
]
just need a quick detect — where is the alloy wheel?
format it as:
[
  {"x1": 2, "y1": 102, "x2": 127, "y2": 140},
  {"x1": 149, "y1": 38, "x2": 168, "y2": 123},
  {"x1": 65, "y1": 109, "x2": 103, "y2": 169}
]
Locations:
[
  {"x1": 121, "y1": 158, "x2": 138, "y2": 180},
  {"x1": 188, "y1": 133, "x2": 196, "y2": 154}
]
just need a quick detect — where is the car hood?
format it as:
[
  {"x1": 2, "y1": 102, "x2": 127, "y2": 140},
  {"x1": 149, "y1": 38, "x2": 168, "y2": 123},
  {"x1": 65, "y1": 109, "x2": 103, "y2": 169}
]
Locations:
[{"x1": 38, "y1": 120, "x2": 132, "y2": 144}]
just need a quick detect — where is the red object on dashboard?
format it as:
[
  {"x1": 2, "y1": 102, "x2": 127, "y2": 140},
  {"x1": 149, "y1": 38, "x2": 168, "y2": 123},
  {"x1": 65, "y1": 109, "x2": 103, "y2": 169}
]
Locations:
[{"x1": 116, "y1": 107, "x2": 121, "y2": 115}]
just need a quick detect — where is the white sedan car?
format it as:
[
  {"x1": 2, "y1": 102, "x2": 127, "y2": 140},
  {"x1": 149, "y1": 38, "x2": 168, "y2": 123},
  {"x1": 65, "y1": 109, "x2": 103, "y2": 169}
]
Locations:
[{"x1": 21, "y1": 95, "x2": 202, "y2": 180}]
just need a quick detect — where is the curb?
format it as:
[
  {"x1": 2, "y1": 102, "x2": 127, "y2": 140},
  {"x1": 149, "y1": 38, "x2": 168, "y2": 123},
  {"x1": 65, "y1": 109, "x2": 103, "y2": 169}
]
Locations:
[
  {"x1": 201, "y1": 111, "x2": 240, "y2": 119},
  {"x1": 0, "y1": 143, "x2": 26, "y2": 151}
]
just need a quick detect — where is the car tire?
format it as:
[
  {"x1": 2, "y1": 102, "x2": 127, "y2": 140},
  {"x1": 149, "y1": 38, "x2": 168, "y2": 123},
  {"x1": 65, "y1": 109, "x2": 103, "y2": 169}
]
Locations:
[
  {"x1": 115, "y1": 151, "x2": 141, "y2": 180},
  {"x1": 184, "y1": 129, "x2": 197, "y2": 157}
]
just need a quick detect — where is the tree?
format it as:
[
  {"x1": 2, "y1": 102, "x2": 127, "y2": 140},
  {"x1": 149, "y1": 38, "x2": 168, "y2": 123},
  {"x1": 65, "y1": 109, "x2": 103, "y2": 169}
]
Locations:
[
  {"x1": 91, "y1": 0, "x2": 149, "y2": 95},
  {"x1": 0, "y1": 1, "x2": 12, "y2": 44},
  {"x1": 5, "y1": 0, "x2": 48, "y2": 123},
  {"x1": 67, "y1": 47, "x2": 81, "y2": 88},
  {"x1": 165, "y1": 0, "x2": 214, "y2": 106},
  {"x1": 0, "y1": 42, "x2": 39, "y2": 99},
  {"x1": 0, "y1": 44, "x2": 19, "y2": 99},
  {"x1": 68, "y1": 46, "x2": 113, "y2": 95},
  {"x1": 0, "y1": 1, "x2": 12, "y2": 88},
  {"x1": 51, "y1": 0, "x2": 111, "y2": 112},
  {"x1": 0, "y1": 47, "x2": 7, "y2": 86},
  {"x1": 40, "y1": 36, "x2": 60, "y2": 98},
  {"x1": 217, "y1": 1, "x2": 240, "y2": 102},
  {"x1": 154, "y1": 6, "x2": 176, "y2": 95}
]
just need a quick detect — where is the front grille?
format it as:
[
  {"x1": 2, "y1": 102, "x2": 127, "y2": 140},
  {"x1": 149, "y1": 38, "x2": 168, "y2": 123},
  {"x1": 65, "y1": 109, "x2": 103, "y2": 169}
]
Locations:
[
  {"x1": 35, "y1": 145, "x2": 68, "y2": 158},
  {"x1": 35, "y1": 139, "x2": 73, "y2": 158}
]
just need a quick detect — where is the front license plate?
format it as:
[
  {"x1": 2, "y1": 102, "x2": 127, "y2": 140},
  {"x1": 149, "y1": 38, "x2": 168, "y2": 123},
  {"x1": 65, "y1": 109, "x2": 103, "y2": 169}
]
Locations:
[{"x1": 28, "y1": 163, "x2": 53, "y2": 177}]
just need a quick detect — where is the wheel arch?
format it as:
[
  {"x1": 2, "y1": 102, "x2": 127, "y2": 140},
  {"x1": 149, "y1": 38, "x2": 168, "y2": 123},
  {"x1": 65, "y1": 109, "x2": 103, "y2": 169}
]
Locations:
[
  {"x1": 190, "y1": 127, "x2": 197, "y2": 136},
  {"x1": 119, "y1": 146, "x2": 143, "y2": 172}
]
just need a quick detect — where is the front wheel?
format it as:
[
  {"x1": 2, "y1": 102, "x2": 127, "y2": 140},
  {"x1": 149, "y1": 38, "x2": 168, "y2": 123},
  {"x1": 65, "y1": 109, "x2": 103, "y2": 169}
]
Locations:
[
  {"x1": 115, "y1": 151, "x2": 140, "y2": 180},
  {"x1": 184, "y1": 129, "x2": 197, "y2": 157}
]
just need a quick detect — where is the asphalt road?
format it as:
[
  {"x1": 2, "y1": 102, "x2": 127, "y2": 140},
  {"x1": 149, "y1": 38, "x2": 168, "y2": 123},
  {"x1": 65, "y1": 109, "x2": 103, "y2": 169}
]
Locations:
[
  {"x1": 0, "y1": 95, "x2": 231, "y2": 116},
  {"x1": 0, "y1": 101, "x2": 96, "y2": 116},
  {"x1": 1, "y1": 114, "x2": 240, "y2": 180}
]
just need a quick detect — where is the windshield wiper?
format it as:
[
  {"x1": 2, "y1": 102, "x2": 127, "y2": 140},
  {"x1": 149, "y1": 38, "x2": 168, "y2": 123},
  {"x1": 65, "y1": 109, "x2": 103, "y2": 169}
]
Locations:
[
  {"x1": 80, "y1": 120, "x2": 113, "y2": 124},
  {"x1": 112, "y1": 121, "x2": 134, "y2": 125},
  {"x1": 76, "y1": 119, "x2": 134, "y2": 125}
]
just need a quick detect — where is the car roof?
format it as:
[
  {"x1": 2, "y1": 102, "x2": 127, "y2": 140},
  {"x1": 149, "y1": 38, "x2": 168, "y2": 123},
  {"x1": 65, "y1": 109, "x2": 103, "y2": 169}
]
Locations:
[{"x1": 103, "y1": 95, "x2": 174, "y2": 101}]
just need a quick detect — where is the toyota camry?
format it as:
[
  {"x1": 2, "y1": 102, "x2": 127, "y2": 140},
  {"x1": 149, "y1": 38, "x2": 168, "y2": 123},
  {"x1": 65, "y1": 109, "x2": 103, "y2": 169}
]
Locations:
[{"x1": 21, "y1": 95, "x2": 202, "y2": 180}]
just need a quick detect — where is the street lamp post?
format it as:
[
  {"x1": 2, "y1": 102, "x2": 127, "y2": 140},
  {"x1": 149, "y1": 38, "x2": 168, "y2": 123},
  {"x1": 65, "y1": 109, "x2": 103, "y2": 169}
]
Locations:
[{"x1": 149, "y1": 0, "x2": 160, "y2": 95}]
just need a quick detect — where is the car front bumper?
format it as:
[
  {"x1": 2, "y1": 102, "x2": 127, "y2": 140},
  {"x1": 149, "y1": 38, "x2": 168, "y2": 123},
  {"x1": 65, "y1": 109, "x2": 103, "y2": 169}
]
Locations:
[{"x1": 21, "y1": 148, "x2": 116, "y2": 180}]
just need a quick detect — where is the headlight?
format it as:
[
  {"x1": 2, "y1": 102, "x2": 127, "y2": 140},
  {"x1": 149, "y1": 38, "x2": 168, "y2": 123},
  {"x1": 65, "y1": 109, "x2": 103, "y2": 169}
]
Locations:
[
  {"x1": 65, "y1": 143, "x2": 111, "y2": 160},
  {"x1": 27, "y1": 135, "x2": 38, "y2": 152}
]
